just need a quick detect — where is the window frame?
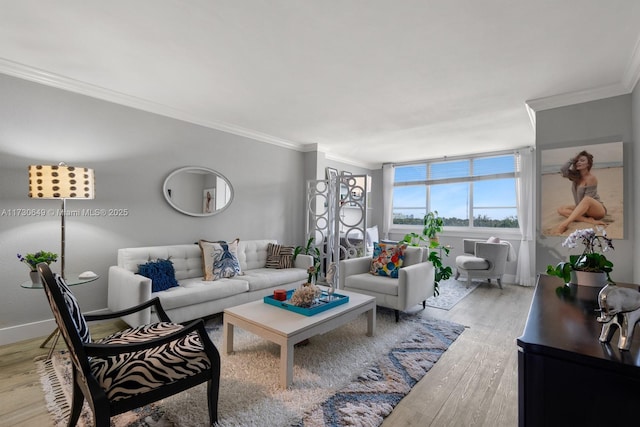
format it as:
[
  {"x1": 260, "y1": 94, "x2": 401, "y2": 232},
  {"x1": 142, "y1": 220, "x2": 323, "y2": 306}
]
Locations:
[{"x1": 391, "y1": 153, "x2": 519, "y2": 232}]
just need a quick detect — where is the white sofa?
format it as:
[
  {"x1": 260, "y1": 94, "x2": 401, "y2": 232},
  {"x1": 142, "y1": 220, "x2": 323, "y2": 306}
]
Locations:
[{"x1": 108, "y1": 240, "x2": 312, "y2": 327}]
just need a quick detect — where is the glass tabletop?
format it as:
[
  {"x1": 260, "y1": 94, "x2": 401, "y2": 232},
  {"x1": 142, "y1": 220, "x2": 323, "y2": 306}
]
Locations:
[{"x1": 20, "y1": 273, "x2": 100, "y2": 289}]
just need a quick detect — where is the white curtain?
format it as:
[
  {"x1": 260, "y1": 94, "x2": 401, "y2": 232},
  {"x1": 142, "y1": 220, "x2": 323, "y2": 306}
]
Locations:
[
  {"x1": 382, "y1": 164, "x2": 395, "y2": 239},
  {"x1": 515, "y1": 148, "x2": 535, "y2": 286}
]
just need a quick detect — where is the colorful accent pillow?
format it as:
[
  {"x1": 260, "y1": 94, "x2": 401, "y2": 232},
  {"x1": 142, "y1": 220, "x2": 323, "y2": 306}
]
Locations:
[
  {"x1": 265, "y1": 243, "x2": 295, "y2": 269},
  {"x1": 369, "y1": 242, "x2": 407, "y2": 278},
  {"x1": 137, "y1": 259, "x2": 179, "y2": 292},
  {"x1": 199, "y1": 238, "x2": 241, "y2": 280}
]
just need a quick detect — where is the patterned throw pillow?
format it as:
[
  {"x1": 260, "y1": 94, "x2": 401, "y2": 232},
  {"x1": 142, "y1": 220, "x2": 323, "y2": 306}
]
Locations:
[
  {"x1": 138, "y1": 259, "x2": 180, "y2": 292},
  {"x1": 369, "y1": 242, "x2": 407, "y2": 278},
  {"x1": 54, "y1": 273, "x2": 92, "y2": 343},
  {"x1": 265, "y1": 243, "x2": 295, "y2": 269},
  {"x1": 199, "y1": 238, "x2": 241, "y2": 280}
]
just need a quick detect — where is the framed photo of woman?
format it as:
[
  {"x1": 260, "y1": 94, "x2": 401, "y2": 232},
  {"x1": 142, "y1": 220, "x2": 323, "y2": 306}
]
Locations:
[{"x1": 540, "y1": 141, "x2": 623, "y2": 239}]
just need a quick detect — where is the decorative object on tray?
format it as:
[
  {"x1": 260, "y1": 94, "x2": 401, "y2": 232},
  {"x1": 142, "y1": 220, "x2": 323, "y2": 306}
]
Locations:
[
  {"x1": 546, "y1": 226, "x2": 614, "y2": 288},
  {"x1": 273, "y1": 289, "x2": 287, "y2": 301},
  {"x1": 597, "y1": 283, "x2": 640, "y2": 350},
  {"x1": 264, "y1": 289, "x2": 349, "y2": 316},
  {"x1": 18, "y1": 251, "x2": 58, "y2": 284},
  {"x1": 290, "y1": 282, "x2": 321, "y2": 307},
  {"x1": 325, "y1": 262, "x2": 337, "y2": 300}
]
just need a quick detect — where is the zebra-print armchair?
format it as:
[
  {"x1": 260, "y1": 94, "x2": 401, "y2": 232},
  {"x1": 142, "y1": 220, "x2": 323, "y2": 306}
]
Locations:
[{"x1": 37, "y1": 262, "x2": 221, "y2": 427}]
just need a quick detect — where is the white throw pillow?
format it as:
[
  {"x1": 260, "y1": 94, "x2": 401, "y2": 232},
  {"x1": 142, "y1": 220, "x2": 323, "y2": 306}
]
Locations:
[{"x1": 365, "y1": 225, "x2": 379, "y2": 254}]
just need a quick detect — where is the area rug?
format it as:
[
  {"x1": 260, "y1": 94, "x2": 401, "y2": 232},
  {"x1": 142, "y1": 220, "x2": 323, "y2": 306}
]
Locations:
[
  {"x1": 425, "y1": 278, "x2": 481, "y2": 310},
  {"x1": 37, "y1": 309, "x2": 464, "y2": 426}
]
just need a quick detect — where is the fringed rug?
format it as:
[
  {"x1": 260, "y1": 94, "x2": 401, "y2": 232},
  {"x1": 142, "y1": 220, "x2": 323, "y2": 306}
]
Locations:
[
  {"x1": 37, "y1": 309, "x2": 464, "y2": 426},
  {"x1": 425, "y1": 278, "x2": 481, "y2": 310}
]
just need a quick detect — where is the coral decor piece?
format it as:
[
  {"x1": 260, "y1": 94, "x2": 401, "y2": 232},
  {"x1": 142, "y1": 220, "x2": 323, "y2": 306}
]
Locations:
[{"x1": 290, "y1": 283, "x2": 321, "y2": 308}]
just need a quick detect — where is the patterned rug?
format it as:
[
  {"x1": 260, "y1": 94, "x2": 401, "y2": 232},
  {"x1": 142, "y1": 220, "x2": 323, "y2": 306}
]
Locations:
[
  {"x1": 37, "y1": 310, "x2": 464, "y2": 426},
  {"x1": 425, "y1": 278, "x2": 481, "y2": 310}
]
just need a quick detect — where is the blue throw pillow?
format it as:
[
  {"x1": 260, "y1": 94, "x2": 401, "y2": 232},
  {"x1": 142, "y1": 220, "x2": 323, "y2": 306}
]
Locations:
[{"x1": 138, "y1": 259, "x2": 179, "y2": 292}]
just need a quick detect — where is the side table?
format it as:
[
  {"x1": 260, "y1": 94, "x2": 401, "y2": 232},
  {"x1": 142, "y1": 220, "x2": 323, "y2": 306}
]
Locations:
[{"x1": 21, "y1": 273, "x2": 100, "y2": 358}]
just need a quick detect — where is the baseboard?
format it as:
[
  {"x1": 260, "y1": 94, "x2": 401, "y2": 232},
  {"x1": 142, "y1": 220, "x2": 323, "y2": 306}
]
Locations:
[{"x1": 0, "y1": 307, "x2": 110, "y2": 346}]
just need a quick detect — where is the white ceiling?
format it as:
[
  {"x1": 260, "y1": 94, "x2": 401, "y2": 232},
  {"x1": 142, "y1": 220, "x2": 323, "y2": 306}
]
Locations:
[{"x1": 1, "y1": 1, "x2": 640, "y2": 168}]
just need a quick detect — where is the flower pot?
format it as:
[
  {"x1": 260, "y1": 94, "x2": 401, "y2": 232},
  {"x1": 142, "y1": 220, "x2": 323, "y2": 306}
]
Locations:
[
  {"x1": 570, "y1": 270, "x2": 608, "y2": 288},
  {"x1": 30, "y1": 270, "x2": 41, "y2": 285}
]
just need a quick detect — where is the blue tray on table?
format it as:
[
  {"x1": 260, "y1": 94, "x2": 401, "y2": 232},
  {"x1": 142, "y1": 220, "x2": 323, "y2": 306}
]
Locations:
[{"x1": 263, "y1": 289, "x2": 349, "y2": 316}]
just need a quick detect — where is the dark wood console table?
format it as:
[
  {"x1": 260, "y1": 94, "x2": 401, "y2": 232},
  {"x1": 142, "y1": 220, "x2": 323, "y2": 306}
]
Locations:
[{"x1": 517, "y1": 274, "x2": 640, "y2": 427}]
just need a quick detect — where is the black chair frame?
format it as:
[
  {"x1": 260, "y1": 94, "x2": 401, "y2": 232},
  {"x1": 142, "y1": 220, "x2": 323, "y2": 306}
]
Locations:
[{"x1": 37, "y1": 262, "x2": 221, "y2": 426}]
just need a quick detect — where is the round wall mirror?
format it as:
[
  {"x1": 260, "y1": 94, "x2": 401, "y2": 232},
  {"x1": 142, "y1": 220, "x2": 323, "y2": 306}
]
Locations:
[{"x1": 163, "y1": 166, "x2": 234, "y2": 217}]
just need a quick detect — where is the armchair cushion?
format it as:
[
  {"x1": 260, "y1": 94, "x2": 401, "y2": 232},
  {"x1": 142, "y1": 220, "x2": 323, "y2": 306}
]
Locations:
[
  {"x1": 342, "y1": 273, "x2": 399, "y2": 296},
  {"x1": 90, "y1": 322, "x2": 211, "y2": 401},
  {"x1": 456, "y1": 255, "x2": 489, "y2": 270}
]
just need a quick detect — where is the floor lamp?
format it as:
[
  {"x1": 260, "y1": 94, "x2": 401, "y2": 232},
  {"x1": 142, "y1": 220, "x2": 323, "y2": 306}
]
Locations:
[{"x1": 28, "y1": 163, "x2": 95, "y2": 279}]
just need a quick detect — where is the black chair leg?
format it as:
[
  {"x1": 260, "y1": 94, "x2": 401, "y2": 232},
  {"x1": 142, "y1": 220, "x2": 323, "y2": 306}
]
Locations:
[
  {"x1": 68, "y1": 376, "x2": 84, "y2": 427},
  {"x1": 207, "y1": 379, "x2": 219, "y2": 426},
  {"x1": 395, "y1": 310, "x2": 400, "y2": 322}
]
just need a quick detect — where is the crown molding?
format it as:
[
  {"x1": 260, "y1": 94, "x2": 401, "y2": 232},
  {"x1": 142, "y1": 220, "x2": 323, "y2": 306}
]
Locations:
[
  {"x1": 525, "y1": 82, "x2": 629, "y2": 114},
  {"x1": 0, "y1": 57, "x2": 308, "y2": 152},
  {"x1": 324, "y1": 150, "x2": 379, "y2": 170}
]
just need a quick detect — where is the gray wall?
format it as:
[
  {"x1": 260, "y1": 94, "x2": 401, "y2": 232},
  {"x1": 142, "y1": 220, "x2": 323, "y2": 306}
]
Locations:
[
  {"x1": 535, "y1": 94, "x2": 635, "y2": 283},
  {"x1": 0, "y1": 73, "x2": 307, "y2": 339}
]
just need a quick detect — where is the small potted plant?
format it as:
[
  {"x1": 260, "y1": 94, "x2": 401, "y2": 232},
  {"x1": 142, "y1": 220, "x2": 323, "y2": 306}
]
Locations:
[
  {"x1": 546, "y1": 227, "x2": 614, "y2": 287},
  {"x1": 422, "y1": 211, "x2": 444, "y2": 242},
  {"x1": 294, "y1": 237, "x2": 321, "y2": 280},
  {"x1": 17, "y1": 251, "x2": 58, "y2": 284}
]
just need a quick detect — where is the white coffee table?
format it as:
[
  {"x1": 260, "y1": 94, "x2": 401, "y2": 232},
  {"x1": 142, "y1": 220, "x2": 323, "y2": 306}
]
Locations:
[{"x1": 223, "y1": 288, "x2": 376, "y2": 388}]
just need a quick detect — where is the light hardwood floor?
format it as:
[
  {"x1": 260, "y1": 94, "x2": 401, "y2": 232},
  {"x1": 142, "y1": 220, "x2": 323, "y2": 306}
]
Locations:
[{"x1": 0, "y1": 282, "x2": 534, "y2": 426}]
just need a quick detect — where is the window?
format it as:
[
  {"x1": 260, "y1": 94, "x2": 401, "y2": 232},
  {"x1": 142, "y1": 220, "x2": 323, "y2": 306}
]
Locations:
[{"x1": 392, "y1": 154, "x2": 518, "y2": 228}]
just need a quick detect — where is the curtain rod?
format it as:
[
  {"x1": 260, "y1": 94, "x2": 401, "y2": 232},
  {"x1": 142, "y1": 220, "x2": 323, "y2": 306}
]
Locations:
[{"x1": 383, "y1": 145, "x2": 534, "y2": 167}]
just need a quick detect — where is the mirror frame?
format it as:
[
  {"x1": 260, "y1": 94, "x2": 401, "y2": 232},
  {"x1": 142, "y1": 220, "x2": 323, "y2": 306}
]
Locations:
[{"x1": 162, "y1": 166, "x2": 234, "y2": 217}]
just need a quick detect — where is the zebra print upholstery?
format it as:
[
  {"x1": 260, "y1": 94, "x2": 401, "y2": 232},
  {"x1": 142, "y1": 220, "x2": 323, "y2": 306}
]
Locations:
[
  {"x1": 91, "y1": 322, "x2": 211, "y2": 401},
  {"x1": 37, "y1": 263, "x2": 221, "y2": 426}
]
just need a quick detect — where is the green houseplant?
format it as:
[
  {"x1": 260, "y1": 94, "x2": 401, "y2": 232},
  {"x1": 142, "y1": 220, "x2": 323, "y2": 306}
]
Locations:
[
  {"x1": 17, "y1": 251, "x2": 58, "y2": 272},
  {"x1": 422, "y1": 210, "x2": 444, "y2": 241},
  {"x1": 294, "y1": 237, "x2": 321, "y2": 280},
  {"x1": 402, "y1": 211, "x2": 451, "y2": 296},
  {"x1": 546, "y1": 227, "x2": 614, "y2": 284}
]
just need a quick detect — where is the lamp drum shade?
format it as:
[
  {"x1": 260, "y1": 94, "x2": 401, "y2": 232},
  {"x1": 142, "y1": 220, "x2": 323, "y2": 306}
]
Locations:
[{"x1": 28, "y1": 164, "x2": 94, "y2": 199}]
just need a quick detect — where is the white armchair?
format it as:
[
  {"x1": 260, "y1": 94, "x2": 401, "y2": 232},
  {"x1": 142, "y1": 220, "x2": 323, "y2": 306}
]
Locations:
[
  {"x1": 339, "y1": 246, "x2": 435, "y2": 322},
  {"x1": 454, "y1": 239, "x2": 511, "y2": 288}
]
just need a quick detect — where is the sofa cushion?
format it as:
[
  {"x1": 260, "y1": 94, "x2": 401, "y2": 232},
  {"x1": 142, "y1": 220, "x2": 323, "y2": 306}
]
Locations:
[
  {"x1": 137, "y1": 259, "x2": 179, "y2": 292},
  {"x1": 118, "y1": 245, "x2": 203, "y2": 280},
  {"x1": 345, "y1": 273, "x2": 399, "y2": 297},
  {"x1": 369, "y1": 242, "x2": 407, "y2": 278},
  {"x1": 232, "y1": 267, "x2": 307, "y2": 292},
  {"x1": 265, "y1": 243, "x2": 295, "y2": 269},
  {"x1": 199, "y1": 239, "x2": 241, "y2": 280},
  {"x1": 236, "y1": 239, "x2": 274, "y2": 271},
  {"x1": 153, "y1": 277, "x2": 249, "y2": 310}
]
